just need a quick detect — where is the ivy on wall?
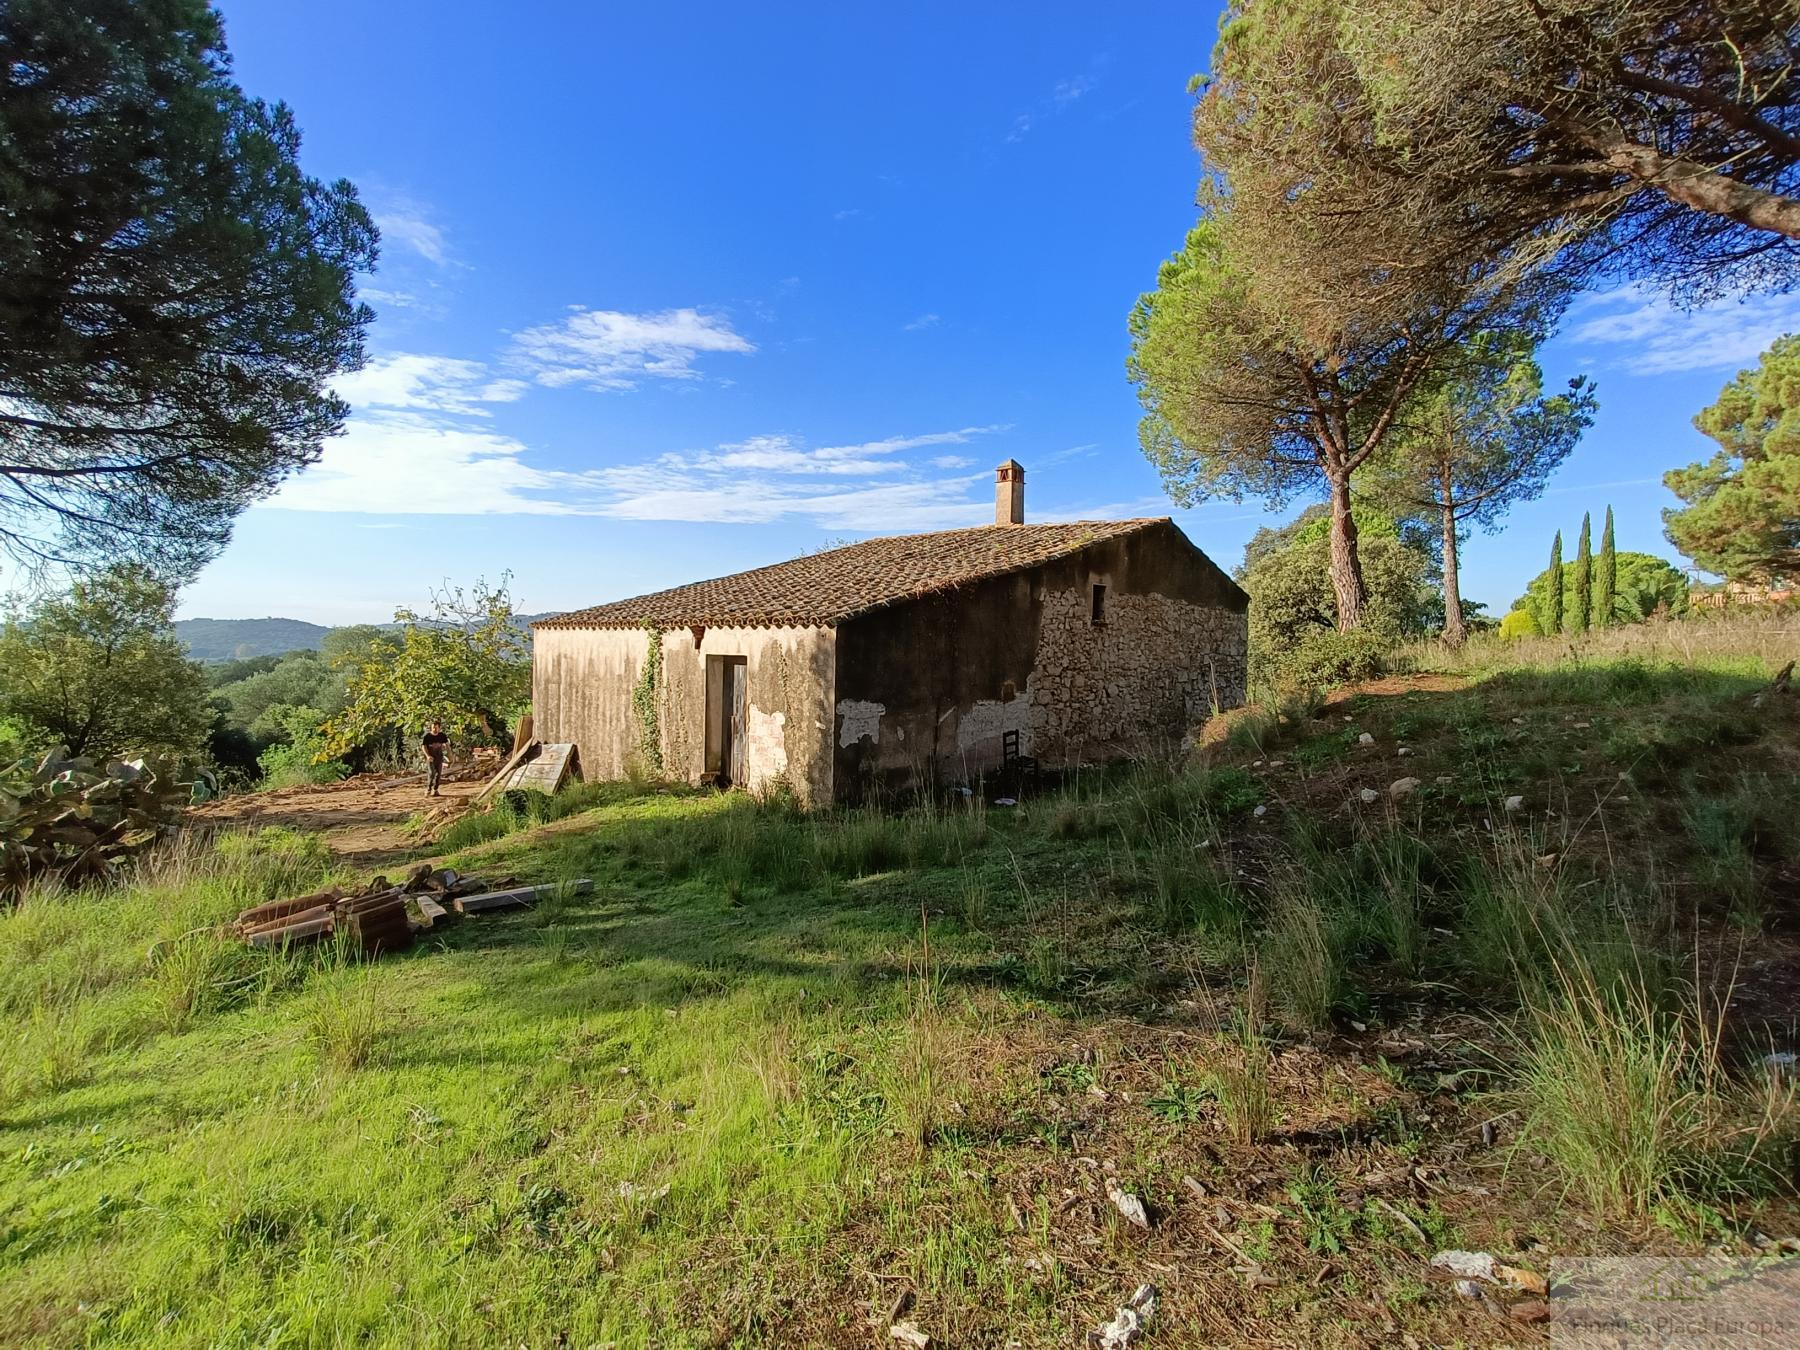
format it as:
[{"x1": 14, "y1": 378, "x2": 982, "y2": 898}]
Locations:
[{"x1": 631, "y1": 622, "x2": 664, "y2": 774}]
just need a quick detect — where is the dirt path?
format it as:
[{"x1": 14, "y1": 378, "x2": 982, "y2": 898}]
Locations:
[{"x1": 193, "y1": 767, "x2": 488, "y2": 869}]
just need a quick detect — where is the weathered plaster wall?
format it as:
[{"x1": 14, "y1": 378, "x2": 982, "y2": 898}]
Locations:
[
  {"x1": 658, "y1": 624, "x2": 836, "y2": 805},
  {"x1": 531, "y1": 623, "x2": 836, "y2": 806},
  {"x1": 531, "y1": 625, "x2": 650, "y2": 781},
  {"x1": 832, "y1": 521, "x2": 1247, "y2": 795}
]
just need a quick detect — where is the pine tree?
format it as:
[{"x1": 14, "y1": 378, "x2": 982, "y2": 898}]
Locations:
[
  {"x1": 1546, "y1": 531, "x2": 1565, "y2": 636},
  {"x1": 1597, "y1": 506, "x2": 1617, "y2": 628},
  {"x1": 0, "y1": 0, "x2": 376, "y2": 576},
  {"x1": 1367, "y1": 332, "x2": 1594, "y2": 647},
  {"x1": 1573, "y1": 512, "x2": 1593, "y2": 632}
]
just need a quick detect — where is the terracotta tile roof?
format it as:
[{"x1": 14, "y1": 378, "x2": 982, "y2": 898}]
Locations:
[{"x1": 533, "y1": 519, "x2": 1169, "y2": 630}]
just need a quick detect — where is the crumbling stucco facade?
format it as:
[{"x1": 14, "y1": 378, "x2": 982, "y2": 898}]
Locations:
[
  {"x1": 531, "y1": 496, "x2": 1247, "y2": 807},
  {"x1": 531, "y1": 624, "x2": 836, "y2": 804}
]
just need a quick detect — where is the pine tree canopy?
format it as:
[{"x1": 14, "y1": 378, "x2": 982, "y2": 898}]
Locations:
[{"x1": 0, "y1": 0, "x2": 377, "y2": 577}]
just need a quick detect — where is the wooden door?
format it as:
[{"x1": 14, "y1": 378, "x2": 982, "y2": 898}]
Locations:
[{"x1": 724, "y1": 658, "x2": 748, "y2": 786}]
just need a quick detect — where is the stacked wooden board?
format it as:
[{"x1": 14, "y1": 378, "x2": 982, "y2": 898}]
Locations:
[
  {"x1": 235, "y1": 881, "x2": 414, "y2": 955},
  {"x1": 334, "y1": 888, "x2": 413, "y2": 955},
  {"x1": 236, "y1": 886, "x2": 343, "y2": 947},
  {"x1": 232, "y1": 864, "x2": 594, "y2": 958}
]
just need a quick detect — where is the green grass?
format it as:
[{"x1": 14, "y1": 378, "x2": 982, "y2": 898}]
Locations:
[
  {"x1": 1207, "y1": 1009, "x2": 1274, "y2": 1144},
  {"x1": 1, "y1": 773, "x2": 1265, "y2": 1345},
  {"x1": 2, "y1": 626, "x2": 1797, "y2": 1344},
  {"x1": 1511, "y1": 956, "x2": 1797, "y2": 1227}
]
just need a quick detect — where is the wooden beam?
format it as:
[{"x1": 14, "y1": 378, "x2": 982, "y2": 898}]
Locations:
[
  {"x1": 247, "y1": 916, "x2": 333, "y2": 947},
  {"x1": 453, "y1": 879, "x2": 594, "y2": 914},
  {"x1": 474, "y1": 740, "x2": 539, "y2": 804}
]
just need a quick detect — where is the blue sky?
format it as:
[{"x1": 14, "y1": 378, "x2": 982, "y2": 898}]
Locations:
[{"x1": 179, "y1": 1, "x2": 1800, "y2": 625}]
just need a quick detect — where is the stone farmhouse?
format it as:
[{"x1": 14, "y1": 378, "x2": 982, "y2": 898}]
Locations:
[{"x1": 530, "y1": 462, "x2": 1249, "y2": 805}]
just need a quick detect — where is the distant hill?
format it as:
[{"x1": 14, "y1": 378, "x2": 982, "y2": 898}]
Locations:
[
  {"x1": 174, "y1": 613, "x2": 561, "y2": 662},
  {"x1": 174, "y1": 617, "x2": 332, "y2": 662}
]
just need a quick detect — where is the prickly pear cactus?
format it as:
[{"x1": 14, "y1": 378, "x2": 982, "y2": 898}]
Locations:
[{"x1": 0, "y1": 748, "x2": 190, "y2": 900}]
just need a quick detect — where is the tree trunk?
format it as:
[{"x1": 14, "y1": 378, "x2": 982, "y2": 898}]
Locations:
[
  {"x1": 1326, "y1": 473, "x2": 1367, "y2": 630},
  {"x1": 1587, "y1": 131, "x2": 1800, "y2": 239},
  {"x1": 1440, "y1": 470, "x2": 1466, "y2": 646}
]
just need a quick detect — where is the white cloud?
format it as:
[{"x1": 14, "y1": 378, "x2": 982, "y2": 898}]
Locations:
[
  {"x1": 1052, "y1": 74, "x2": 1096, "y2": 106},
  {"x1": 268, "y1": 417, "x2": 1011, "y2": 531},
  {"x1": 332, "y1": 354, "x2": 525, "y2": 417},
  {"x1": 903, "y1": 313, "x2": 941, "y2": 332},
  {"x1": 931, "y1": 454, "x2": 973, "y2": 469},
  {"x1": 586, "y1": 468, "x2": 992, "y2": 532},
  {"x1": 833, "y1": 208, "x2": 864, "y2": 222},
  {"x1": 509, "y1": 307, "x2": 755, "y2": 391},
  {"x1": 359, "y1": 285, "x2": 422, "y2": 311},
  {"x1": 582, "y1": 427, "x2": 1007, "y2": 528},
  {"x1": 1007, "y1": 57, "x2": 1110, "y2": 142},
  {"x1": 375, "y1": 205, "x2": 450, "y2": 267},
  {"x1": 271, "y1": 413, "x2": 570, "y2": 515},
  {"x1": 1568, "y1": 286, "x2": 1800, "y2": 375},
  {"x1": 701, "y1": 426, "x2": 1002, "y2": 477}
]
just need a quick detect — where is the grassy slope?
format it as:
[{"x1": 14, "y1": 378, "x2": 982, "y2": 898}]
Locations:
[{"x1": 2, "y1": 619, "x2": 1798, "y2": 1347}]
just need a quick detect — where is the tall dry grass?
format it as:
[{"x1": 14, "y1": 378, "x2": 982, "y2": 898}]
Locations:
[{"x1": 1403, "y1": 605, "x2": 1799, "y2": 681}]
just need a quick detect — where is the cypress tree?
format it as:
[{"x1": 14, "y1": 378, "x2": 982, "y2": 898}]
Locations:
[
  {"x1": 1596, "y1": 506, "x2": 1617, "y2": 628},
  {"x1": 1573, "y1": 512, "x2": 1593, "y2": 632},
  {"x1": 1546, "y1": 531, "x2": 1564, "y2": 636}
]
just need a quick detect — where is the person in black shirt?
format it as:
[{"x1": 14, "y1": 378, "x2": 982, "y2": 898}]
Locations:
[{"x1": 422, "y1": 721, "x2": 449, "y2": 797}]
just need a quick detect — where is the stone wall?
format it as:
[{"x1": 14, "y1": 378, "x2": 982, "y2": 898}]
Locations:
[
  {"x1": 1025, "y1": 585, "x2": 1247, "y2": 765},
  {"x1": 531, "y1": 623, "x2": 837, "y2": 805},
  {"x1": 832, "y1": 519, "x2": 1248, "y2": 796},
  {"x1": 658, "y1": 624, "x2": 836, "y2": 805}
]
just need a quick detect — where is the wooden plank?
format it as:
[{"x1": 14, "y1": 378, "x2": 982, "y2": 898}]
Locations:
[
  {"x1": 247, "y1": 916, "x2": 333, "y2": 947},
  {"x1": 343, "y1": 904, "x2": 407, "y2": 926},
  {"x1": 355, "y1": 928, "x2": 413, "y2": 956},
  {"x1": 474, "y1": 740, "x2": 539, "y2": 804},
  {"x1": 415, "y1": 896, "x2": 449, "y2": 926},
  {"x1": 337, "y1": 888, "x2": 405, "y2": 916},
  {"x1": 727, "y1": 661, "x2": 747, "y2": 787},
  {"x1": 237, "y1": 888, "x2": 340, "y2": 928},
  {"x1": 453, "y1": 879, "x2": 593, "y2": 914},
  {"x1": 512, "y1": 743, "x2": 576, "y2": 795},
  {"x1": 243, "y1": 903, "x2": 332, "y2": 937}
]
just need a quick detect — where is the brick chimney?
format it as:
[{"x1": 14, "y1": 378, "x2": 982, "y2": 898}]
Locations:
[{"x1": 995, "y1": 459, "x2": 1025, "y2": 525}]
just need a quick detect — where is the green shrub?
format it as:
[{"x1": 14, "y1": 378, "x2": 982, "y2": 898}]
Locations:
[
  {"x1": 437, "y1": 803, "x2": 523, "y2": 854},
  {"x1": 0, "y1": 747, "x2": 191, "y2": 899},
  {"x1": 1146, "y1": 846, "x2": 1242, "y2": 936},
  {"x1": 1498, "y1": 609, "x2": 1540, "y2": 641},
  {"x1": 1208, "y1": 1010, "x2": 1274, "y2": 1143},
  {"x1": 1241, "y1": 505, "x2": 1439, "y2": 687},
  {"x1": 254, "y1": 705, "x2": 349, "y2": 789},
  {"x1": 1456, "y1": 837, "x2": 1671, "y2": 1006},
  {"x1": 307, "y1": 958, "x2": 383, "y2": 1071},
  {"x1": 1277, "y1": 629, "x2": 1387, "y2": 692},
  {"x1": 1263, "y1": 877, "x2": 1344, "y2": 1032},
  {"x1": 148, "y1": 931, "x2": 237, "y2": 1032},
  {"x1": 210, "y1": 826, "x2": 334, "y2": 900}
]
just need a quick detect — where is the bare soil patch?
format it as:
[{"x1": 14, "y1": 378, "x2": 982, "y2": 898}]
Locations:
[{"x1": 193, "y1": 762, "x2": 491, "y2": 867}]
